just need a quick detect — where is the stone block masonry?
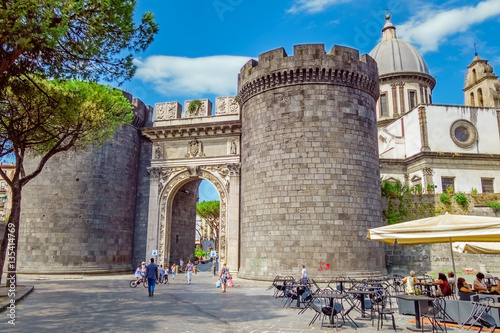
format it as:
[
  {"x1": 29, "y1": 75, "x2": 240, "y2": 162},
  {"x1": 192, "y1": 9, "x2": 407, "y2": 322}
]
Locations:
[
  {"x1": 17, "y1": 92, "x2": 151, "y2": 274},
  {"x1": 237, "y1": 44, "x2": 386, "y2": 280}
]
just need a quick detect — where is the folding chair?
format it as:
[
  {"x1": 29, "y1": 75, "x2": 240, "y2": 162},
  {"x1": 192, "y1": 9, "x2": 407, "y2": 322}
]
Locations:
[
  {"x1": 421, "y1": 297, "x2": 447, "y2": 333},
  {"x1": 461, "y1": 297, "x2": 497, "y2": 333}
]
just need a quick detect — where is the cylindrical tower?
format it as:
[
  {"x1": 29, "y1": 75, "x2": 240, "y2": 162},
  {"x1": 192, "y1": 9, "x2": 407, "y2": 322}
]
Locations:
[
  {"x1": 17, "y1": 93, "x2": 152, "y2": 274},
  {"x1": 237, "y1": 44, "x2": 385, "y2": 280}
]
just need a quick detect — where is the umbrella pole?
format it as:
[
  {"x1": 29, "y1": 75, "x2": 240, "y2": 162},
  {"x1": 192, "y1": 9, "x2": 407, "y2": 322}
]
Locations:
[
  {"x1": 449, "y1": 239, "x2": 457, "y2": 298},
  {"x1": 450, "y1": 238, "x2": 461, "y2": 324}
]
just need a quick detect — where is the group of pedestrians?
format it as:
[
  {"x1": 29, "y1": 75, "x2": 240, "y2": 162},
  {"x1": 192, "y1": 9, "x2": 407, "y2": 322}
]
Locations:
[{"x1": 136, "y1": 258, "x2": 200, "y2": 297}]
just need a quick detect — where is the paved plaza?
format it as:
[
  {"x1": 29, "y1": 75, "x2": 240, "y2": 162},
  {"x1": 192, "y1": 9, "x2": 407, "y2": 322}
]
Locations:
[{"x1": 0, "y1": 271, "x2": 467, "y2": 333}]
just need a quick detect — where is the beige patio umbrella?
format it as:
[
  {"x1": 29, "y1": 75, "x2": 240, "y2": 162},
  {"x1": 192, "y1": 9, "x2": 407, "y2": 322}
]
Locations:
[
  {"x1": 367, "y1": 213, "x2": 500, "y2": 298},
  {"x1": 453, "y1": 242, "x2": 500, "y2": 254}
]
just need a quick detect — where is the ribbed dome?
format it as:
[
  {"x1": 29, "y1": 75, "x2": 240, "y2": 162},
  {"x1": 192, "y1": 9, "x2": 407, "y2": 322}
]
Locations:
[{"x1": 369, "y1": 17, "x2": 430, "y2": 76}]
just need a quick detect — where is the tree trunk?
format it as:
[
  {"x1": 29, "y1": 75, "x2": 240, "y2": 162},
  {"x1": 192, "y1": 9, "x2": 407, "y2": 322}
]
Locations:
[
  {"x1": 0, "y1": 220, "x2": 9, "y2": 285},
  {"x1": 0, "y1": 183, "x2": 21, "y2": 287}
]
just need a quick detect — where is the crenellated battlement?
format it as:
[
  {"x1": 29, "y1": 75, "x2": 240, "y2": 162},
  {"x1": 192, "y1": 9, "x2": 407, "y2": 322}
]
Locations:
[
  {"x1": 153, "y1": 96, "x2": 240, "y2": 124},
  {"x1": 237, "y1": 44, "x2": 379, "y2": 105}
]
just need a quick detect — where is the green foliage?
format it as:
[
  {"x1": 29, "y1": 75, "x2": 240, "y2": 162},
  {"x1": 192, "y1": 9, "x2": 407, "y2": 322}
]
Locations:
[
  {"x1": 188, "y1": 99, "x2": 202, "y2": 113},
  {"x1": 446, "y1": 185, "x2": 454, "y2": 194},
  {"x1": 0, "y1": 0, "x2": 158, "y2": 85},
  {"x1": 412, "y1": 184, "x2": 423, "y2": 195},
  {"x1": 440, "y1": 193, "x2": 451, "y2": 204},
  {"x1": 427, "y1": 184, "x2": 435, "y2": 194},
  {"x1": 194, "y1": 248, "x2": 207, "y2": 259},
  {"x1": 0, "y1": 76, "x2": 133, "y2": 159},
  {"x1": 196, "y1": 200, "x2": 220, "y2": 220},
  {"x1": 486, "y1": 201, "x2": 500, "y2": 211},
  {"x1": 454, "y1": 192, "x2": 468, "y2": 208},
  {"x1": 471, "y1": 188, "x2": 478, "y2": 195}
]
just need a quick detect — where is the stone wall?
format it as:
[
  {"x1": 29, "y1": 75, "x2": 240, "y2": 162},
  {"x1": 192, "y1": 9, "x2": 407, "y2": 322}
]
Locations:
[
  {"x1": 384, "y1": 193, "x2": 500, "y2": 276},
  {"x1": 237, "y1": 44, "x2": 386, "y2": 281},
  {"x1": 16, "y1": 92, "x2": 152, "y2": 274},
  {"x1": 131, "y1": 136, "x2": 152, "y2": 266}
]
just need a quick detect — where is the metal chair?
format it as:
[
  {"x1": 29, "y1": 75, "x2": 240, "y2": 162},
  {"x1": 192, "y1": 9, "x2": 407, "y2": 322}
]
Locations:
[
  {"x1": 421, "y1": 297, "x2": 447, "y2": 333},
  {"x1": 461, "y1": 297, "x2": 497, "y2": 333}
]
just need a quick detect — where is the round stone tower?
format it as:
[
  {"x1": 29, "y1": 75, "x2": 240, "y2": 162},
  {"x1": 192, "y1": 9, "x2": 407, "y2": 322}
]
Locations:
[{"x1": 237, "y1": 44, "x2": 386, "y2": 281}]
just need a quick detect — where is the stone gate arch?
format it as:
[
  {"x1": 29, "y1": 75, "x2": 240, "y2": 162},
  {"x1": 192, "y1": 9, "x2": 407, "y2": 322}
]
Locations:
[
  {"x1": 157, "y1": 166, "x2": 231, "y2": 267},
  {"x1": 142, "y1": 97, "x2": 241, "y2": 273}
]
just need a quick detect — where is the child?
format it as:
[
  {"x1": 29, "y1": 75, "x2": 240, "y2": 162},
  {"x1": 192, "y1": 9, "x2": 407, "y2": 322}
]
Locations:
[{"x1": 171, "y1": 263, "x2": 177, "y2": 280}]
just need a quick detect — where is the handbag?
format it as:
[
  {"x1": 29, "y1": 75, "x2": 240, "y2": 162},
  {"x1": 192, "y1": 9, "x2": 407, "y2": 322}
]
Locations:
[
  {"x1": 216, "y1": 279, "x2": 221, "y2": 288},
  {"x1": 228, "y1": 277, "x2": 233, "y2": 288}
]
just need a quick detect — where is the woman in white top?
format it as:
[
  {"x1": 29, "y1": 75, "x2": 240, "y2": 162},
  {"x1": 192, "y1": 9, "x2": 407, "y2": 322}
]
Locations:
[{"x1": 402, "y1": 271, "x2": 419, "y2": 294}]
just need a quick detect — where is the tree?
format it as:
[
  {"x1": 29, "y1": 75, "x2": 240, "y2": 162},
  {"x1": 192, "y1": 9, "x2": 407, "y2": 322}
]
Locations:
[
  {"x1": 0, "y1": 0, "x2": 157, "y2": 285},
  {"x1": 196, "y1": 200, "x2": 220, "y2": 251},
  {"x1": 0, "y1": 76, "x2": 133, "y2": 285},
  {"x1": 0, "y1": 0, "x2": 158, "y2": 88}
]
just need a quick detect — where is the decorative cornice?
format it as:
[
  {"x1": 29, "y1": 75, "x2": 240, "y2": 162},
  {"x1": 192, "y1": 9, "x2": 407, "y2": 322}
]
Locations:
[
  {"x1": 238, "y1": 67, "x2": 379, "y2": 104},
  {"x1": 379, "y1": 72, "x2": 436, "y2": 89},
  {"x1": 142, "y1": 120, "x2": 241, "y2": 140}
]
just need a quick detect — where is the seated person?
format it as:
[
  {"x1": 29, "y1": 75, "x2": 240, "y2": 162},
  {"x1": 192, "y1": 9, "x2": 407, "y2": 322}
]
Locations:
[
  {"x1": 433, "y1": 273, "x2": 452, "y2": 296},
  {"x1": 448, "y1": 271, "x2": 455, "y2": 288},
  {"x1": 457, "y1": 277, "x2": 473, "y2": 293},
  {"x1": 402, "y1": 271, "x2": 419, "y2": 294},
  {"x1": 473, "y1": 272, "x2": 489, "y2": 292},
  {"x1": 134, "y1": 263, "x2": 145, "y2": 284}
]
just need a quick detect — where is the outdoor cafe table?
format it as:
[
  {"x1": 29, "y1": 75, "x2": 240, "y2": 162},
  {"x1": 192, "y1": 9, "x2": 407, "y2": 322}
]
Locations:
[
  {"x1": 327, "y1": 278, "x2": 359, "y2": 292},
  {"x1": 394, "y1": 294, "x2": 435, "y2": 331},
  {"x1": 416, "y1": 282, "x2": 437, "y2": 297},
  {"x1": 346, "y1": 289, "x2": 378, "y2": 320},
  {"x1": 312, "y1": 292, "x2": 359, "y2": 329},
  {"x1": 289, "y1": 281, "x2": 309, "y2": 308}
]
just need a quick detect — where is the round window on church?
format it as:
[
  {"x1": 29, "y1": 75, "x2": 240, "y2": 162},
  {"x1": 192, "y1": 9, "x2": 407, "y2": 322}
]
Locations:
[
  {"x1": 450, "y1": 120, "x2": 477, "y2": 149},
  {"x1": 454, "y1": 126, "x2": 470, "y2": 142}
]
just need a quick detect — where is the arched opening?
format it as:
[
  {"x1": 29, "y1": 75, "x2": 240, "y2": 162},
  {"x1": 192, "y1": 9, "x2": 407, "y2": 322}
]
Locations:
[
  {"x1": 470, "y1": 92, "x2": 475, "y2": 106},
  {"x1": 158, "y1": 172, "x2": 226, "y2": 272},
  {"x1": 472, "y1": 69, "x2": 477, "y2": 82},
  {"x1": 478, "y1": 88, "x2": 484, "y2": 106}
]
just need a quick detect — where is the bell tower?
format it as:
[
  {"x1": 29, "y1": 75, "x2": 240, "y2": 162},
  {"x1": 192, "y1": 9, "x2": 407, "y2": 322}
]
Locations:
[{"x1": 464, "y1": 53, "x2": 500, "y2": 107}]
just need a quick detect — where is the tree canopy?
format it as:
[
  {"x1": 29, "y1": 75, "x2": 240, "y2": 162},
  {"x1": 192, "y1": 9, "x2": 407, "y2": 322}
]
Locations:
[
  {"x1": 0, "y1": 0, "x2": 158, "y2": 86},
  {"x1": 196, "y1": 200, "x2": 220, "y2": 249}
]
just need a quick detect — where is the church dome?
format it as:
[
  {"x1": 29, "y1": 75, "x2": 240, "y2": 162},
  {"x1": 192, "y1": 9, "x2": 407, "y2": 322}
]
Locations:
[{"x1": 369, "y1": 15, "x2": 430, "y2": 76}]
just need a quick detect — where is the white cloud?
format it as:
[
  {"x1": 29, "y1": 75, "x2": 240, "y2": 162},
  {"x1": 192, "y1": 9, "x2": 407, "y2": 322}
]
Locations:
[
  {"x1": 398, "y1": 0, "x2": 500, "y2": 53},
  {"x1": 133, "y1": 55, "x2": 253, "y2": 97},
  {"x1": 287, "y1": 0, "x2": 350, "y2": 14}
]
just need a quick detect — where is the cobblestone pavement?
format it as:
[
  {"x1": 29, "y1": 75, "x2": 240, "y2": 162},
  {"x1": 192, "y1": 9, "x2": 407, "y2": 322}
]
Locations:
[{"x1": 1, "y1": 272, "x2": 464, "y2": 332}]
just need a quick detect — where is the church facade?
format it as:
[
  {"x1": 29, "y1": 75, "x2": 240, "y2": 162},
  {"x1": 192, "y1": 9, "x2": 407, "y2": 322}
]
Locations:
[{"x1": 371, "y1": 15, "x2": 500, "y2": 194}]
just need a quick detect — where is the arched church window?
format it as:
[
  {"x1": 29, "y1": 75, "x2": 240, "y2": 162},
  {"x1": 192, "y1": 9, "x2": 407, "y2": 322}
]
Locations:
[
  {"x1": 408, "y1": 90, "x2": 417, "y2": 109},
  {"x1": 477, "y1": 88, "x2": 484, "y2": 106},
  {"x1": 472, "y1": 69, "x2": 477, "y2": 82},
  {"x1": 470, "y1": 92, "x2": 475, "y2": 106}
]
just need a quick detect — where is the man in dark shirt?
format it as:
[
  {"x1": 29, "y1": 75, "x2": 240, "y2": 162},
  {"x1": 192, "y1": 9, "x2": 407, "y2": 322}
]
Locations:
[{"x1": 145, "y1": 258, "x2": 158, "y2": 297}]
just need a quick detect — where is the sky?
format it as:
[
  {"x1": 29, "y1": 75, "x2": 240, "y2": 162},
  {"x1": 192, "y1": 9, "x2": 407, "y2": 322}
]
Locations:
[{"x1": 120, "y1": 0, "x2": 500, "y2": 201}]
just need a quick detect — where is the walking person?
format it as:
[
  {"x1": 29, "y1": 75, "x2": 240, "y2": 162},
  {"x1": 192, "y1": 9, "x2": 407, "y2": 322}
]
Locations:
[
  {"x1": 145, "y1": 258, "x2": 158, "y2": 297},
  {"x1": 218, "y1": 262, "x2": 231, "y2": 293},
  {"x1": 179, "y1": 259, "x2": 184, "y2": 272},
  {"x1": 171, "y1": 263, "x2": 177, "y2": 280},
  {"x1": 300, "y1": 265, "x2": 308, "y2": 283},
  {"x1": 158, "y1": 265, "x2": 165, "y2": 283},
  {"x1": 186, "y1": 260, "x2": 194, "y2": 285}
]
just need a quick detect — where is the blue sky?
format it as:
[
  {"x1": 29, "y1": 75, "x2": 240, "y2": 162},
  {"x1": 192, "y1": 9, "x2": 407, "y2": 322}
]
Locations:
[{"x1": 121, "y1": 0, "x2": 500, "y2": 201}]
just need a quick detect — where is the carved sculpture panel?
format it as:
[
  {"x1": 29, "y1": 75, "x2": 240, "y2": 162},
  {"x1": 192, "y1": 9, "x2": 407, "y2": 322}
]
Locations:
[
  {"x1": 216, "y1": 96, "x2": 240, "y2": 115},
  {"x1": 185, "y1": 138, "x2": 205, "y2": 157}
]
